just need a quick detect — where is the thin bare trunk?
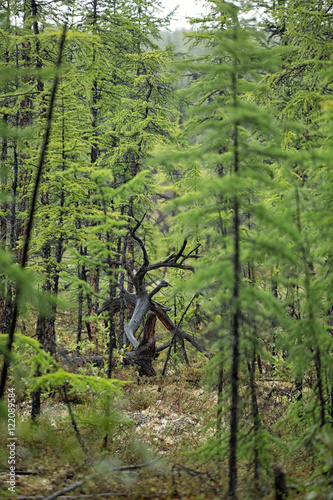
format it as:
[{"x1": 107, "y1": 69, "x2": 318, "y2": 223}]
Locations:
[
  {"x1": 217, "y1": 367, "x2": 224, "y2": 444},
  {"x1": 229, "y1": 27, "x2": 240, "y2": 494}
]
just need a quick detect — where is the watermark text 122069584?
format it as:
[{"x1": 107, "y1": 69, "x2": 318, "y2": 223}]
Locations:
[{"x1": 7, "y1": 387, "x2": 16, "y2": 493}]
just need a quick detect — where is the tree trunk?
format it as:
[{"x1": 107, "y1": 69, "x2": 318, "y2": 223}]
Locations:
[
  {"x1": 229, "y1": 38, "x2": 240, "y2": 494},
  {"x1": 125, "y1": 312, "x2": 156, "y2": 376},
  {"x1": 88, "y1": 267, "x2": 100, "y2": 348}
]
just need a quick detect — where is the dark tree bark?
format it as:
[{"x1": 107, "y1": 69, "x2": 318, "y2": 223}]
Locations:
[
  {"x1": 35, "y1": 191, "x2": 57, "y2": 358},
  {"x1": 273, "y1": 465, "x2": 288, "y2": 500},
  {"x1": 248, "y1": 348, "x2": 261, "y2": 490},
  {"x1": 0, "y1": 110, "x2": 10, "y2": 334},
  {"x1": 88, "y1": 267, "x2": 100, "y2": 347},
  {"x1": 85, "y1": 0, "x2": 101, "y2": 348},
  {"x1": 76, "y1": 255, "x2": 84, "y2": 349},
  {"x1": 314, "y1": 348, "x2": 326, "y2": 428},
  {"x1": 228, "y1": 103, "x2": 240, "y2": 500},
  {"x1": 217, "y1": 367, "x2": 224, "y2": 444}
]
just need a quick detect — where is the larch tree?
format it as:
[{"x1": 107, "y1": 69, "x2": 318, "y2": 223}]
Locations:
[
  {"x1": 262, "y1": 0, "x2": 333, "y2": 465},
  {"x1": 164, "y1": 0, "x2": 331, "y2": 494}
]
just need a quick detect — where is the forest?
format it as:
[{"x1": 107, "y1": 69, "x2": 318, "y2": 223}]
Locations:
[{"x1": 0, "y1": 0, "x2": 332, "y2": 499}]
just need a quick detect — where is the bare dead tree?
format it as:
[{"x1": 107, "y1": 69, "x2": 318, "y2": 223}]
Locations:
[{"x1": 97, "y1": 217, "x2": 209, "y2": 375}]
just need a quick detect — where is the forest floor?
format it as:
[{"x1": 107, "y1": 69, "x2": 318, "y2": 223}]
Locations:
[{"x1": 0, "y1": 316, "x2": 329, "y2": 499}]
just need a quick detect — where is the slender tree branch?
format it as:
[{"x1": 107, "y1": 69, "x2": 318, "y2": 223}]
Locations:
[
  {"x1": 171, "y1": 239, "x2": 187, "y2": 262},
  {"x1": 131, "y1": 214, "x2": 149, "y2": 268},
  {"x1": 176, "y1": 293, "x2": 198, "y2": 331},
  {"x1": 42, "y1": 458, "x2": 161, "y2": 500},
  {"x1": 180, "y1": 244, "x2": 201, "y2": 264},
  {"x1": 162, "y1": 293, "x2": 198, "y2": 374},
  {"x1": 155, "y1": 341, "x2": 171, "y2": 354},
  {"x1": 147, "y1": 262, "x2": 194, "y2": 273},
  {"x1": 42, "y1": 479, "x2": 86, "y2": 500},
  {"x1": 148, "y1": 280, "x2": 171, "y2": 299},
  {"x1": 62, "y1": 384, "x2": 87, "y2": 454}
]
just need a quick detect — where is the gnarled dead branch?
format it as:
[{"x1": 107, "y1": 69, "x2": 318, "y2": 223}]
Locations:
[{"x1": 96, "y1": 219, "x2": 208, "y2": 375}]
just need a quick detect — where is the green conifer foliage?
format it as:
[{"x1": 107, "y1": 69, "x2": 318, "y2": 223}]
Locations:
[
  {"x1": 261, "y1": 0, "x2": 333, "y2": 476},
  {"x1": 161, "y1": 0, "x2": 333, "y2": 494},
  {"x1": 68, "y1": 0, "x2": 180, "y2": 352},
  {"x1": 0, "y1": 0, "x2": 332, "y2": 495},
  {"x1": 159, "y1": 0, "x2": 330, "y2": 494},
  {"x1": 167, "y1": 1, "x2": 286, "y2": 493},
  {"x1": 0, "y1": 0, "x2": 179, "y2": 356}
]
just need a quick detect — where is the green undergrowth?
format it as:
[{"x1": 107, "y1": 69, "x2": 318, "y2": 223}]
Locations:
[{"x1": 0, "y1": 350, "x2": 331, "y2": 500}]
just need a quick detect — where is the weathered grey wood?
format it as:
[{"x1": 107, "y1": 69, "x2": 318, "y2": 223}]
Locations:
[{"x1": 95, "y1": 225, "x2": 209, "y2": 371}]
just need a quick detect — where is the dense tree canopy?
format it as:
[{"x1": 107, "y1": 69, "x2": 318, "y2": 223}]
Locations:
[{"x1": 0, "y1": 1, "x2": 332, "y2": 498}]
